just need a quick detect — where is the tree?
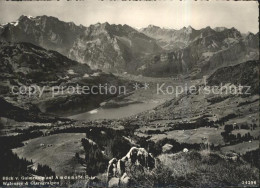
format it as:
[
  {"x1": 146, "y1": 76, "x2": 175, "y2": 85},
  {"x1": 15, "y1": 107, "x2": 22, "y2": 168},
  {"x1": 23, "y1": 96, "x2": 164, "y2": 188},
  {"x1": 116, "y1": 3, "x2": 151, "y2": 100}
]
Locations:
[
  {"x1": 75, "y1": 152, "x2": 80, "y2": 159},
  {"x1": 224, "y1": 124, "x2": 233, "y2": 133},
  {"x1": 237, "y1": 133, "x2": 242, "y2": 140}
]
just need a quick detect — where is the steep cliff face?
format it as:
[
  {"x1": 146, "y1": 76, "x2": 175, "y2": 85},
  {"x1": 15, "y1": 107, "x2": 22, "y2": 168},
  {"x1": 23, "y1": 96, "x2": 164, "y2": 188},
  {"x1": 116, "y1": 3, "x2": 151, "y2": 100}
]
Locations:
[
  {"x1": 69, "y1": 23, "x2": 162, "y2": 73},
  {"x1": 243, "y1": 32, "x2": 259, "y2": 49},
  {"x1": 0, "y1": 15, "x2": 85, "y2": 55}
]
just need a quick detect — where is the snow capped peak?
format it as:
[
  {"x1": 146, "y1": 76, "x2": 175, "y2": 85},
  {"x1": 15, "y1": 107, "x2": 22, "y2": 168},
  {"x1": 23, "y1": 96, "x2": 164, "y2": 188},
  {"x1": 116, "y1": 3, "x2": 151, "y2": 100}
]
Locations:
[
  {"x1": 27, "y1": 15, "x2": 35, "y2": 19},
  {"x1": 11, "y1": 21, "x2": 19, "y2": 26},
  {"x1": 8, "y1": 21, "x2": 19, "y2": 27},
  {"x1": 19, "y1": 15, "x2": 35, "y2": 21},
  {"x1": 7, "y1": 15, "x2": 37, "y2": 27},
  {"x1": 0, "y1": 23, "x2": 7, "y2": 27}
]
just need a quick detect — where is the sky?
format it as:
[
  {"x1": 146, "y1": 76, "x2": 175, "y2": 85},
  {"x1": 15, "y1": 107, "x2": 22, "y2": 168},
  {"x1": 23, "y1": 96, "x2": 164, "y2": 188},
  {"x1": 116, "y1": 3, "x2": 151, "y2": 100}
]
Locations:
[{"x1": 0, "y1": 0, "x2": 258, "y2": 33}]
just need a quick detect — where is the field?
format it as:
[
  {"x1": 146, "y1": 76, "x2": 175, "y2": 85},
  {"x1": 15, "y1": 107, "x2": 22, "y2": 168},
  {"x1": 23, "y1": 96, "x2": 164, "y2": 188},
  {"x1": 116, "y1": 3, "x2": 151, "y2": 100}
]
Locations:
[
  {"x1": 221, "y1": 140, "x2": 259, "y2": 154},
  {"x1": 12, "y1": 133, "x2": 86, "y2": 175},
  {"x1": 147, "y1": 127, "x2": 225, "y2": 145}
]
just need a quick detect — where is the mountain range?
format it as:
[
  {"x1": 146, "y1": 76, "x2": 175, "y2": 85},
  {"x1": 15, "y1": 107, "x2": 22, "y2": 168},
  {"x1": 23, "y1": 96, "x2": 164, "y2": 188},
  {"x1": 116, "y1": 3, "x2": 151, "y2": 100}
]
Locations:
[
  {"x1": 0, "y1": 15, "x2": 161, "y2": 73},
  {"x1": 139, "y1": 25, "x2": 258, "y2": 77},
  {"x1": 140, "y1": 25, "x2": 243, "y2": 50},
  {"x1": 0, "y1": 15, "x2": 258, "y2": 77}
]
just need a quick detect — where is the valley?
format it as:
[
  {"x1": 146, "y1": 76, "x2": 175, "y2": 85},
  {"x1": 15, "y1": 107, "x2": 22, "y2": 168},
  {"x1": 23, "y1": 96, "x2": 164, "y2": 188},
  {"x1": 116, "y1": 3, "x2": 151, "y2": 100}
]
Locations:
[
  {"x1": 0, "y1": 15, "x2": 259, "y2": 187},
  {"x1": 1, "y1": 61, "x2": 259, "y2": 186}
]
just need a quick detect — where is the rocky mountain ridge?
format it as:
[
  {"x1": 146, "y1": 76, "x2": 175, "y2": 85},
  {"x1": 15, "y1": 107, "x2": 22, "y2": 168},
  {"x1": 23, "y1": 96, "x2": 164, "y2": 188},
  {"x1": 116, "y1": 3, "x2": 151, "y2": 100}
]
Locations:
[
  {"x1": 140, "y1": 25, "x2": 247, "y2": 50},
  {"x1": 0, "y1": 16, "x2": 161, "y2": 73},
  {"x1": 68, "y1": 22, "x2": 161, "y2": 72},
  {"x1": 139, "y1": 26, "x2": 258, "y2": 77},
  {"x1": 0, "y1": 15, "x2": 258, "y2": 77},
  {"x1": 0, "y1": 15, "x2": 85, "y2": 55}
]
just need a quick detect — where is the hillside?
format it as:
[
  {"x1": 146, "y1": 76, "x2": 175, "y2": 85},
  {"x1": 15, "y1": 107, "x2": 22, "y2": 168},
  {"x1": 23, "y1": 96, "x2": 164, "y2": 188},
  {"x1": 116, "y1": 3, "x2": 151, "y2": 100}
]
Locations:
[
  {"x1": 0, "y1": 42, "x2": 130, "y2": 116},
  {"x1": 0, "y1": 41, "x2": 92, "y2": 84},
  {"x1": 207, "y1": 60, "x2": 259, "y2": 94},
  {"x1": 128, "y1": 60, "x2": 259, "y2": 155}
]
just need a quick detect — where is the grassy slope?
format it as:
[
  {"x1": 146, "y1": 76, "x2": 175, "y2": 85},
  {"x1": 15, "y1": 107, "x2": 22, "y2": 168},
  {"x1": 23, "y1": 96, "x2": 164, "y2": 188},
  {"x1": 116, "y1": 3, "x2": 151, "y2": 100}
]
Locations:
[
  {"x1": 134, "y1": 150, "x2": 259, "y2": 187},
  {"x1": 12, "y1": 133, "x2": 85, "y2": 175}
]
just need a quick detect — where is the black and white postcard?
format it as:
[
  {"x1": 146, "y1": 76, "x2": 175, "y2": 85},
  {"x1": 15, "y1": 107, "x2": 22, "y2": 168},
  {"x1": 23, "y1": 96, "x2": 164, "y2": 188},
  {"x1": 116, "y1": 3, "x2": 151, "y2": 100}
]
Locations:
[{"x1": 0, "y1": 0, "x2": 259, "y2": 187}]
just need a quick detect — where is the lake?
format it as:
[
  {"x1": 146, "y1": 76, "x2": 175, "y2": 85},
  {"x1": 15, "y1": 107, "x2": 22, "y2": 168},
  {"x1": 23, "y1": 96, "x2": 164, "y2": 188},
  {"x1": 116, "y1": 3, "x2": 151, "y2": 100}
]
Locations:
[{"x1": 69, "y1": 101, "x2": 160, "y2": 120}]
